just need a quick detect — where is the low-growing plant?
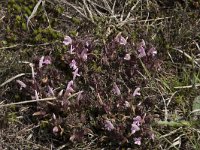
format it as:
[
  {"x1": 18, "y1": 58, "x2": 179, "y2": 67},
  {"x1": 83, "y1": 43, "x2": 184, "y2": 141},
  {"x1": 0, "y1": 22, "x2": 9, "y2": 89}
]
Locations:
[
  {"x1": 13, "y1": 32, "x2": 162, "y2": 148},
  {"x1": 1, "y1": 0, "x2": 200, "y2": 149}
]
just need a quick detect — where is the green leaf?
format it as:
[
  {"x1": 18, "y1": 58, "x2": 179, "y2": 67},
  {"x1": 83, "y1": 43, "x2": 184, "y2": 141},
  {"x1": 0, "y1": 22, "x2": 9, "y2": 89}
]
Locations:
[{"x1": 156, "y1": 120, "x2": 191, "y2": 127}]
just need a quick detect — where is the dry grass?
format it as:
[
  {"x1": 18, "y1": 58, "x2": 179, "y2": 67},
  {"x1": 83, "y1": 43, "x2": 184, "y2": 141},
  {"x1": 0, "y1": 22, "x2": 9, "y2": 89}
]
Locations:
[{"x1": 0, "y1": 0, "x2": 200, "y2": 149}]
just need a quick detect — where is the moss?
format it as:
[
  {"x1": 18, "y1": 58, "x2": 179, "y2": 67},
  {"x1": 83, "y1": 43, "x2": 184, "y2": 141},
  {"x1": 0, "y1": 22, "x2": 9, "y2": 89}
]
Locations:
[
  {"x1": 55, "y1": 6, "x2": 64, "y2": 14},
  {"x1": 71, "y1": 17, "x2": 81, "y2": 25},
  {"x1": 90, "y1": 62, "x2": 102, "y2": 73},
  {"x1": 42, "y1": 38, "x2": 49, "y2": 43},
  {"x1": 2, "y1": 40, "x2": 8, "y2": 45},
  {"x1": 7, "y1": 112, "x2": 18, "y2": 123},
  {"x1": 35, "y1": 33, "x2": 42, "y2": 42},
  {"x1": 131, "y1": 31, "x2": 137, "y2": 41},
  {"x1": 69, "y1": 30, "x2": 77, "y2": 37},
  {"x1": 8, "y1": 0, "x2": 15, "y2": 5},
  {"x1": 24, "y1": 6, "x2": 32, "y2": 15},
  {"x1": 33, "y1": 27, "x2": 62, "y2": 43},
  {"x1": 6, "y1": 26, "x2": 11, "y2": 32},
  {"x1": 15, "y1": 15, "x2": 22, "y2": 26},
  {"x1": 21, "y1": 22, "x2": 27, "y2": 30},
  {"x1": 40, "y1": 120, "x2": 49, "y2": 129},
  {"x1": 13, "y1": 4, "x2": 21, "y2": 13},
  {"x1": 5, "y1": 0, "x2": 65, "y2": 45}
]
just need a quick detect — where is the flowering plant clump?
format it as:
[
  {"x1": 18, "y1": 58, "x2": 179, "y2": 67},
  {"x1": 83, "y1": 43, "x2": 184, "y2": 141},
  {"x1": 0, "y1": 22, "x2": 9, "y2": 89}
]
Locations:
[{"x1": 15, "y1": 33, "x2": 159, "y2": 148}]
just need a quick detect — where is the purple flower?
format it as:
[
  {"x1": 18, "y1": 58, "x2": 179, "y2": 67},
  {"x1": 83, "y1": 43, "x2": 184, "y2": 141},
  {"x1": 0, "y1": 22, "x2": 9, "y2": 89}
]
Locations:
[
  {"x1": 104, "y1": 120, "x2": 115, "y2": 131},
  {"x1": 53, "y1": 126, "x2": 59, "y2": 135},
  {"x1": 113, "y1": 82, "x2": 121, "y2": 95},
  {"x1": 133, "y1": 87, "x2": 141, "y2": 97},
  {"x1": 39, "y1": 56, "x2": 44, "y2": 68},
  {"x1": 131, "y1": 123, "x2": 140, "y2": 134},
  {"x1": 124, "y1": 101, "x2": 130, "y2": 107},
  {"x1": 66, "y1": 80, "x2": 74, "y2": 93},
  {"x1": 63, "y1": 36, "x2": 72, "y2": 45},
  {"x1": 85, "y1": 41, "x2": 89, "y2": 47},
  {"x1": 150, "y1": 133, "x2": 155, "y2": 140},
  {"x1": 39, "y1": 56, "x2": 51, "y2": 68},
  {"x1": 115, "y1": 33, "x2": 127, "y2": 45},
  {"x1": 131, "y1": 116, "x2": 142, "y2": 134},
  {"x1": 58, "y1": 89, "x2": 64, "y2": 97},
  {"x1": 43, "y1": 59, "x2": 51, "y2": 65},
  {"x1": 72, "y1": 68, "x2": 80, "y2": 80},
  {"x1": 52, "y1": 113, "x2": 56, "y2": 120},
  {"x1": 77, "y1": 91, "x2": 83, "y2": 102},
  {"x1": 47, "y1": 86, "x2": 55, "y2": 96},
  {"x1": 124, "y1": 53, "x2": 131, "y2": 60},
  {"x1": 138, "y1": 46, "x2": 146, "y2": 58},
  {"x1": 133, "y1": 116, "x2": 142, "y2": 126},
  {"x1": 134, "y1": 137, "x2": 141, "y2": 145},
  {"x1": 81, "y1": 49, "x2": 88, "y2": 61},
  {"x1": 69, "y1": 59, "x2": 78, "y2": 70},
  {"x1": 137, "y1": 39, "x2": 147, "y2": 58},
  {"x1": 147, "y1": 47, "x2": 157, "y2": 57},
  {"x1": 141, "y1": 39, "x2": 146, "y2": 47}
]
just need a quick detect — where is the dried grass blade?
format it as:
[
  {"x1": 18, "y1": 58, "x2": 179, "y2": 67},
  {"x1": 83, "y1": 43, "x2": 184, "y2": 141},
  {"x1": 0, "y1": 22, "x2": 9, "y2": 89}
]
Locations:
[{"x1": 27, "y1": 0, "x2": 43, "y2": 30}]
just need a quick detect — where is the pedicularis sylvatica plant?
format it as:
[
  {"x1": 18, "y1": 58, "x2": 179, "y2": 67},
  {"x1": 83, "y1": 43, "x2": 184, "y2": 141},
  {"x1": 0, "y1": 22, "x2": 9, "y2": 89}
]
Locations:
[{"x1": 16, "y1": 32, "x2": 160, "y2": 147}]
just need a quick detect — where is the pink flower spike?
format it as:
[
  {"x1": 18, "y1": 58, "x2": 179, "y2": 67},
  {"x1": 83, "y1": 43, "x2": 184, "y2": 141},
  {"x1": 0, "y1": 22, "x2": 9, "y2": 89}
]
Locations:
[
  {"x1": 104, "y1": 120, "x2": 114, "y2": 131},
  {"x1": 72, "y1": 68, "x2": 80, "y2": 80},
  {"x1": 53, "y1": 126, "x2": 59, "y2": 134},
  {"x1": 69, "y1": 59, "x2": 78, "y2": 70},
  {"x1": 39, "y1": 56, "x2": 44, "y2": 68},
  {"x1": 115, "y1": 33, "x2": 127, "y2": 45},
  {"x1": 58, "y1": 89, "x2": 64, "y2": 97},
  {"x1": 77, "y1": 91, "x2": 83, "y2": 102},
  {"x1": 66, "y1": 80, "x2": 74, "y2": 93},
  {"x1": 138, "y1": 46, "x2": 146, "y2": 58},
  {"x1": 131, "y1": 124, "x2": 140, "y2": 134},
  {"x1": 147, "y1": 47, "x2": 157, "y2": 57},
  {"x1": 86, "y1": 41, "x2": 89, "y2": 47},
  {"x1": 39, "y1": 56, "x2": 51, "y2": 68},
  {"x1": 43, "y1": 59, "x2": 51, "y2": 65},
  {"x1": 133, "y1": 116, "x2": 142, "y2": 126},
  {"x1": 113, "y1": 82, "x2": 121, "y2": 95},
  {"x1": 67, "y1": 80, "x2": 73, "y2": 88},
  {"x1": 134, "y1": 137, "x2": 141, "y2": 145},
  {"x1": 150, "y1": 133, "x2": 155, "y2": 140},
  {"x1": 63, "y1": 36, "x2": 72, "y2": 45},
  {"x1": 81, "y1": 49, "x2": 88, "y2": 61},
  {"x1": 52, "y1": 113, "x2": 56, "y2": 120},
  {"x1": 133, "y1": 87, "x2": 141, "y2": 97},
  {"x1": 124, "y1": 53, "x2": 131, "y2": 60},
  {"x1": 141, "y1": 39, "x2": 146, "y2": 47},
  {"x1": 48, "y1": 86, "x2": 54, "y2": 96},
  {"x1": 124, "y1": 101, "x2": 130, "y2": 107}
]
